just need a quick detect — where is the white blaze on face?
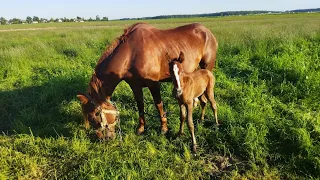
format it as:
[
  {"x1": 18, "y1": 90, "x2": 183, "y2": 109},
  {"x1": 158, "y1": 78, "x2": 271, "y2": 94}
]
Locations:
[
  {"x1": 173, "y1": 64, "x2": 182, "y2": 96},
  {"x1": 100, "y1": 112, "x2": 108, "y2": 129}
]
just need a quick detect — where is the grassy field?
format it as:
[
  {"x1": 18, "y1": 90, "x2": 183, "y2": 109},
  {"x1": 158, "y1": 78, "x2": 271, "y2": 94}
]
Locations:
[{"x1": 0, "y1": 13, "x2": 320, "y2": 179}]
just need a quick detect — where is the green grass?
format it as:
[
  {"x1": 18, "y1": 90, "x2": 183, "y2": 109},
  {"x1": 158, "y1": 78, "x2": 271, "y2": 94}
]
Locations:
[{"x1": 0, "y1": 13, "x2": 320, "y2": 179}]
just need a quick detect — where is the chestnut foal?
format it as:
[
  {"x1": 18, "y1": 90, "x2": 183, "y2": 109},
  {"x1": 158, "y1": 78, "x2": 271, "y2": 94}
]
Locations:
[{"x1": 169, "y1": 52, "x2": 218, "y2": 152}]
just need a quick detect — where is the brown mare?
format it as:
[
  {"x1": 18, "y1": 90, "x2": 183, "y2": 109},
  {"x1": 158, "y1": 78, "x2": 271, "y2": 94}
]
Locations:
[
  {"x1": 77, "y1": 22, "x2": 218, "y2": 140},
  {"x1": 169, "y1": 52, "x2": 218, "y2": 152}
]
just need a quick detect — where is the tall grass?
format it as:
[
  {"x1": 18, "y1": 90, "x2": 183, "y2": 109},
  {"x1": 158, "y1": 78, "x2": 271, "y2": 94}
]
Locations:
[{"x1": 0, "y1": 13, "x2": 320, "y2": 179}]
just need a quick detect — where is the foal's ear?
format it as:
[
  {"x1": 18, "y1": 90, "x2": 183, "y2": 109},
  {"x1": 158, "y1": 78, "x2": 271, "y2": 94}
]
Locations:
[
  {"x1": 178, "y1": 52, "x2": 185, "y2": 63},
  {"x1": 77, "y1": 93, "x2": 90, "y2": 104}
]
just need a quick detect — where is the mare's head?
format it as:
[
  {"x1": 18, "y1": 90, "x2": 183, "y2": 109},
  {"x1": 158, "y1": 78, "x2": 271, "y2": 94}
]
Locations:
[
  {"x1": 169, "y1": 52, "x2": 185, "y2": 96},
  {"x1": 77, "y1": 75, "x2": 119, "y2": 140}
]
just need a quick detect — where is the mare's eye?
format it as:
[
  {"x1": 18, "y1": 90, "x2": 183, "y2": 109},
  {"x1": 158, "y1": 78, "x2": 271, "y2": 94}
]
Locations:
[{"x1": 95, "y1": 111, "x2": 101, "y2": 117}]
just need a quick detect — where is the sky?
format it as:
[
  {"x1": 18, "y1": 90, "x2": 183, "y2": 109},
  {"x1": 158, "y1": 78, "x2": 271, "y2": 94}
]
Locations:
[{"x1": 1, "y1": 0, "x2": 319, "y2": 20}]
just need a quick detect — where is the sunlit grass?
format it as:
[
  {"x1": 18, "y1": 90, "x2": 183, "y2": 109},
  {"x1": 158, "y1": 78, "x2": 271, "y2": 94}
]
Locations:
[{"x1": 0, "y1": 13, "x2": 320, "y2": 179}]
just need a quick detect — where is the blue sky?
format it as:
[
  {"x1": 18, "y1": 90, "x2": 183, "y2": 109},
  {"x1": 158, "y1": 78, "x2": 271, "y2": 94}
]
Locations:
[{"x1": 1, "y1": 0, "x2": 319, "y2": 20}]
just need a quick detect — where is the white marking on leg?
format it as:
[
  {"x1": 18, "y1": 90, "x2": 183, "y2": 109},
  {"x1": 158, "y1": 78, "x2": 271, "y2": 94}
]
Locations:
[{"x1": 173, "y1": 64, "x2": 182, "y2": 96}]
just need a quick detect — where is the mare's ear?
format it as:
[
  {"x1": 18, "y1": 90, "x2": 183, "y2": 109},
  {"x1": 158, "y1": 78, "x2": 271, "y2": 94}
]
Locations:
[
  {"x1": 178, "y1": 52, "x2": 185, "y2": 63},
  {"x1": 77, "y1": 93, "x2": 90, "y2": 104}
]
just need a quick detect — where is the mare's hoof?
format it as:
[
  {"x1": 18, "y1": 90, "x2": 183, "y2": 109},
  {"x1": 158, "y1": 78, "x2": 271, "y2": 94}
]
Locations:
[
  {"x1": 161, "y1": 129, "x2": 168, "y2": 135},
  {"x1": 161, "y1": 126, "x2": 168, "y2": 135},
  {"x1": 137, "y1": 126, "x2": 145, "y2": 135}
]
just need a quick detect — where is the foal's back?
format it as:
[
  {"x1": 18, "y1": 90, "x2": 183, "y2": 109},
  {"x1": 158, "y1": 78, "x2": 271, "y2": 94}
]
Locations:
[{"x1": 184, "y1": 69, "x2": 215, "y2": 99}]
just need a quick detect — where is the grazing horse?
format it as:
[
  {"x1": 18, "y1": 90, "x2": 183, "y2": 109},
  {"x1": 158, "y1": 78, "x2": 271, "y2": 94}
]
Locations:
[
  {"x1": 169, "y1": 52, "x2": 218, "y2": 152},
  {"x1": 77, "y1": 22, "x2": 218, "y2": 139}
]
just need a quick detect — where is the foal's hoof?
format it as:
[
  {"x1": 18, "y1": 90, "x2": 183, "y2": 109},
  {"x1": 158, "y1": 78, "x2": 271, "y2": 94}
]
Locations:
[
  {"x1": 192, "y1": 144, "x2": 197, "y2": 153},
  {"x1": 216, "y1": 121, "x2": 221, "y2": 127},
  {"x1": 178, "y1": 131, "x2": 185, "y2": 136},
  {"x1": 214, "y1": 125, "x2": 219, "y2": 131}
]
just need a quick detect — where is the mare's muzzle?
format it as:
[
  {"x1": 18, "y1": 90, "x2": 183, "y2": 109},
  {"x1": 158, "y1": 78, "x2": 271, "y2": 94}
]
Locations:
[{"x1": 95, "y1": 104, "x2": 120, "y2": 139}]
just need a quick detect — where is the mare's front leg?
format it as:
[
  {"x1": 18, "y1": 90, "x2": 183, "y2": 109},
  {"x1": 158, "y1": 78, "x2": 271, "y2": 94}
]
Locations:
[
  {"x1": 129, "y1": 83, "x2": 146, "y2": 134},
  {"x1": 186, "y1": 102, "x2": 197, "y2": 152},
  {"x1": 149, "y1": 83, "x2": 168, "y2": 134}
]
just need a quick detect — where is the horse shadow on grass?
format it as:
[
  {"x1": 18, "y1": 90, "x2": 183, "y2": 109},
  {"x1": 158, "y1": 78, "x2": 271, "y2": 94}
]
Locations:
[
  {"x1": 1, "y1": 73, "x2": 211, "y2": 146},
  {"x1": 0, "y1": 75, "x2": 88, "y2": 138},
  {"x1": 0, "y1": 75, "x2": 176, "y2": 140}
]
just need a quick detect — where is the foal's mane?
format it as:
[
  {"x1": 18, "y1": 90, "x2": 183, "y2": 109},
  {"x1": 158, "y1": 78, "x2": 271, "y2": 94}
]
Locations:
[{"x1": 95, "y1": 22, "x2": 147, "y2": 69}]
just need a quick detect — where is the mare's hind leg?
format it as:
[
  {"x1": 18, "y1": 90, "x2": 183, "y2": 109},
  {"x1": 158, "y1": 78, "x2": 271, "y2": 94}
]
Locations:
[
  {"x1": 148, "y1": 83, "x2": 168, "y2": 134},
  {"x1": 200, "y1": 36, "x2": 218, "y2": 71},
  {"x1": 128, "y1": 83, "x2": 146, "y2": 134},
  {"x1": 199, "y1": 94, "x2": 207, "y2": 121},
  {"x1": 200, "y1": 54, "x2": 216, "y2": 71}
]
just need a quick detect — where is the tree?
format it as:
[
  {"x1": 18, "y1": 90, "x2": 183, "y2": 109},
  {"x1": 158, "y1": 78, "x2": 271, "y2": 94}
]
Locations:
[
  {"x1": 102, "y1": 17, "x2": 108, "y2": 21},
  {"x1": 26, "y1": 16, "x2": 32, "y2": 23},
  {"x1": 40, "y1": 18, "x2": 48, "y2": 23},
  {"x1": 96, "y1": 15, "x2": 100, "y2": 21},
  {"x1": 9, "y1": 18, "x2": 22, "y2": 24},
  {"x1": 63, "y1": 17, "x2": 70, "y2": 22},
  {"x1": 76, "y1": 16, "x2": 82, "y2": 20},
  {"x1": 0, "y1": 17, "x2": 7, "y2": 25},
  {"x1": 33, "y1": 16, "x2": 39, "y2": 22}
]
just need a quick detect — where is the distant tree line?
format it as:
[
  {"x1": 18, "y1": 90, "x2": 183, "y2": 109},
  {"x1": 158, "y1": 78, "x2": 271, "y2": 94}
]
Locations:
[
  {"x1": 288, "y1": 8, "x2": 320, "y2": 13},
  {"x1": 1, "y1": 8, "x2": 319, "y2": 25},
  {"x1": 119, "y1": 8, "x2": 320, "y2": 20},
  {"x1": 0, "y1": 15, "x2": 108, "y2": 25}
]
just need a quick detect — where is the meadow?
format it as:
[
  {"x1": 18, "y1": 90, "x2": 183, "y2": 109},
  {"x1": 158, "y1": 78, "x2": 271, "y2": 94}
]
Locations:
[{"x1": 0, "y1": 13, "x2": 320, "y2": 179}]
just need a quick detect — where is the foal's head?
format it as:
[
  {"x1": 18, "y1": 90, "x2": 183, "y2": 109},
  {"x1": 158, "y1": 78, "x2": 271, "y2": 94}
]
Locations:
[
  {"x1": 77, "y1": 75, "x2": 119, "y2": 140},
  {"x1": 169, "y1": 52, "x2": 185, "y2": 97}
]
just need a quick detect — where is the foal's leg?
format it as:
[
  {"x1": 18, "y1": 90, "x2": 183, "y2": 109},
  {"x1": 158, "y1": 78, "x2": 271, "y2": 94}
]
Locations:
[
  {"x1": 193, "y1": 97, "x2": 199, "y2": 108},
  {"x1": 178, "y1": 103, "x2": 186, "y2": 136},
  {"x1": 205, "y1": 89, "x2": 219, "y2": 126},
  {"x1": 199, "y1": 94, "x2": 207, "y2": 121},
  {"x1": 186, "y1": 102, "x2": 197, "y2": 152},
  {"x1": 148, "y1": 83, "x2": 168, "y2": 134},
  {"x1": 129, "y1": 83, "x2": 146, "y2": 134}
]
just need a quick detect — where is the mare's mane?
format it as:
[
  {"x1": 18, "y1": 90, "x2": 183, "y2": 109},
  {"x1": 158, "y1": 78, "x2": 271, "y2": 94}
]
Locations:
[
  {"x1": 88, "y1": 73, "x2": 104, "y2": 102},
  {"x1": 95, "y1": 22, "x2": 147, "y2": 69},
  {"x1": 89, "y1": 23, "x2": 147, "y2": 101}
]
